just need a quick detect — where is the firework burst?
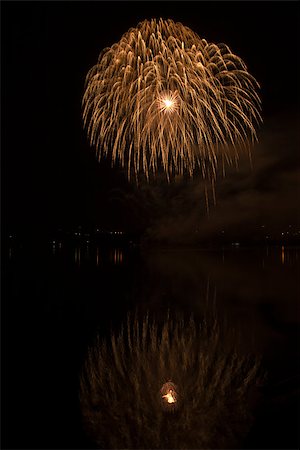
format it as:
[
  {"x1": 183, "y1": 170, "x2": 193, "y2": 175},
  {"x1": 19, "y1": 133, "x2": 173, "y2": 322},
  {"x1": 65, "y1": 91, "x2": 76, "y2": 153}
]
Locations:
[{"x1": 83, "y1": 18, "x2": 262, "y2": 183}]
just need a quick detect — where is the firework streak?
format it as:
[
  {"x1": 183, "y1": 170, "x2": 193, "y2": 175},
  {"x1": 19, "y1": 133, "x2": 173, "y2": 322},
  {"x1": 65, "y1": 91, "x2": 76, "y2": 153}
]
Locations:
[{"x1": 83, "y1": 19, "x2": 261, "y2": 183}]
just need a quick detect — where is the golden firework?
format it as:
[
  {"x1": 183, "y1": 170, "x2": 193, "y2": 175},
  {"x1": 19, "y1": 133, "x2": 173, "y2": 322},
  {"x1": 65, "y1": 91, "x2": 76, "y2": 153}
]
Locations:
[{"x1": 83, "y1": 18, "x2": 262, "y2": 182}]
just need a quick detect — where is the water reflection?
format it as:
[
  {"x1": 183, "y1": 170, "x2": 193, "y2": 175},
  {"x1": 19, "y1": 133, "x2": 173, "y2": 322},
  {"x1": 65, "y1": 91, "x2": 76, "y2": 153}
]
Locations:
[
  {"x1": 49, "y1": 242, "x2": 126, "y2": 268},
  {"x1": 281, "y1": 245, "x2": 285, "y2": 265},
  {"x1": 48, "y1": 240, "x2": 299, "y2": 272},
  {"x1": 78, "y1": 246, "x2": 299, "y2": 448},
  {"x1": 74, "y1": 247, "x2": 81, "y2": 266},
  {"x1": 96, "y1": 248, "x2": 100, "y2": 266},
  {"x1": 5, "y1": 240, "x2": 299, "y2": 448},
  {"x1": 84, "y1": 243, "x2": 90, "y2": 261},
  {"x1": 110, "y1": 248, "x2": 123, "y2": 265},
  {"x1": 51, "y1": 241, "x2": 62, "y2": 256},
  {"x1": 80, "y1": 311, "x2": 262, "y2": 449}
]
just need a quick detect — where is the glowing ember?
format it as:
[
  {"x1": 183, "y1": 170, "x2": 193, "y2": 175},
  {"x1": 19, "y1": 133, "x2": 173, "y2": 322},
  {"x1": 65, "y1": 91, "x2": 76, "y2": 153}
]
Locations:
[{"x1": 162, "y1": 389, "x2": 176, "y2": 403}]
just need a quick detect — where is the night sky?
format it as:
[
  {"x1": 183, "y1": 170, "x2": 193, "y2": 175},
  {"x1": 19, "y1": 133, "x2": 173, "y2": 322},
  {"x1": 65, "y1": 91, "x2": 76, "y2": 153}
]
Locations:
[{"x1": 2, "y1": 1, "x2": 300, "y2": 241}]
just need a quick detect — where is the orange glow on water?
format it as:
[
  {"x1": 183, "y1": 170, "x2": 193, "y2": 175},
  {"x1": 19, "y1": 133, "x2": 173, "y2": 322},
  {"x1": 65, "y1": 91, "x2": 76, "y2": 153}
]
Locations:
[
  {"x1": 112, "y1": 248, "x2": 123, "y2": 265},
  {"x1": 162, "y1": 389, "x2": 176, "y2": 404},
  {"x1": 160, "y1": 381, "x2": 178, "y2": 410},
  {"x1": 281, "y1": 245, "x2": 285, "y2": 264}
]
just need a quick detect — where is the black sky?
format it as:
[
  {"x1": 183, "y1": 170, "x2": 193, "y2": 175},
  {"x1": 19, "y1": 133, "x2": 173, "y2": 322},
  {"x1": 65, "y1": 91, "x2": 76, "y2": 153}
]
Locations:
[{"x1": 2, "y1": 1, "x2": 300, "y2": 239}]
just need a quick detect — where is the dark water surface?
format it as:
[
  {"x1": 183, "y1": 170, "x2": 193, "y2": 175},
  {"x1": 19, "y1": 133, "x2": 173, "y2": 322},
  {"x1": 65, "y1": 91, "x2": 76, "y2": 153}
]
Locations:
[{"x1": 3, "y1": 242, "x2": 299, "y2": 449}]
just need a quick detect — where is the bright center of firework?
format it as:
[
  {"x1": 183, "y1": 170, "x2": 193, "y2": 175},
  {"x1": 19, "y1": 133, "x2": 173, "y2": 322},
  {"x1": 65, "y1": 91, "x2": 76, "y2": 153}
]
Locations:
[
  {"x1": 162, "y1": 389, "x2": 176, "y2": 403},
  {"x1": 158, "y1": 93, "x2": 178, "y2": 113},
  {"x1": 163, "y1": 99, "x2": 173, "y2": 109}
]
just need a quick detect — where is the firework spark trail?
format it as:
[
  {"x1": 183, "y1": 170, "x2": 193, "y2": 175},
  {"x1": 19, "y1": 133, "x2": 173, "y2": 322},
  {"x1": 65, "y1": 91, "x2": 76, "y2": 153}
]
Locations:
[{"x1": 83, "y1": 19, "x2": 261, "y2": 184}]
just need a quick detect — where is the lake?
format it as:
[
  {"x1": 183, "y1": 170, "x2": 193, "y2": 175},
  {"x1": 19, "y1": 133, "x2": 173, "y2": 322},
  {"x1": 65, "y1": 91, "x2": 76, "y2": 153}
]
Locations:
[{"x1": 3, "y1": 241, "x2": 299, "y2": 448}]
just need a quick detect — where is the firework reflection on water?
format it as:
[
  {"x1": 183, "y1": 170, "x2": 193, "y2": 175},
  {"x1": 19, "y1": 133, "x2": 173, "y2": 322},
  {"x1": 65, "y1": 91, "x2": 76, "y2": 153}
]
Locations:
[{"x1": 80, "y1": 311, "x2": 262, "y2": 449}]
